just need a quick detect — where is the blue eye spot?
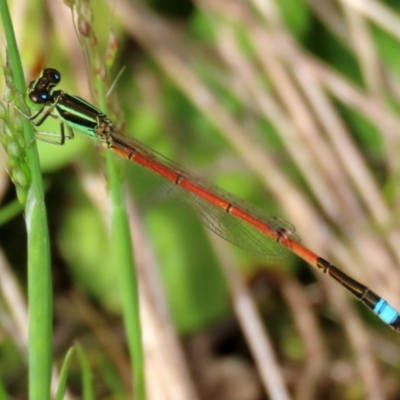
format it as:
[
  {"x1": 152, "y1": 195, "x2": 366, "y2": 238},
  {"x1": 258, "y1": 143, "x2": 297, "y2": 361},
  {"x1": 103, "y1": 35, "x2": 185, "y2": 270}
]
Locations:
[{"x1": 41, "y1": 93, "x2": 48, "y2": 100}]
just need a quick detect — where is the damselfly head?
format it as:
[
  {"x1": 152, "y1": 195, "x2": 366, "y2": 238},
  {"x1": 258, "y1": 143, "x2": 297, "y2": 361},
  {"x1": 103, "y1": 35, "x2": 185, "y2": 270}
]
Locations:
[{"x1": 26, "y1": 68, "x2": 62, "y2": 109}]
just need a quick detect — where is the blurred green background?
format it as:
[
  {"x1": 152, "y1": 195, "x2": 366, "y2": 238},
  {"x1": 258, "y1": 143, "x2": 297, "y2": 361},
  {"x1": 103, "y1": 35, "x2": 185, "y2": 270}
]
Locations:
[{"x1": 1, "y1": 0, "x2": 400, "y2": 399}]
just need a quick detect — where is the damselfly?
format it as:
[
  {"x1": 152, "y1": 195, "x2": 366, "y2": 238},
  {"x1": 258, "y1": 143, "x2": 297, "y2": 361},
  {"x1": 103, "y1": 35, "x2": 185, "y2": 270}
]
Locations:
[{"x1": 22, "y1": 68, "x2": 400, "y2": 332}]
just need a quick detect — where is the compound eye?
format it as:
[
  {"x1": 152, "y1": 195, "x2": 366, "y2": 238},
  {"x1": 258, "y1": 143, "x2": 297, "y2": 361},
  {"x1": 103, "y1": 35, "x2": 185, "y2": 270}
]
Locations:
[
  {"x1": 29, "y1": 89, "x2": 50, "y2": 104},
  {"x1": 43, "y1": 68, "x2": 61, "y2": 85}
]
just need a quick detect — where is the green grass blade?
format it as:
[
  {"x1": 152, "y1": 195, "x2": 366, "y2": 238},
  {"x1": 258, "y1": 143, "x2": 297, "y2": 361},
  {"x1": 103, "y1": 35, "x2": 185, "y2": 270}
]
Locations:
[
  {"x1": 96, "y1": 75, "x2": 146, "y2": 400},
  {"x1": 0, "y1": 2, "x2": 52, "y2": 400},
  {"x1": 0, "y1": 375, "x2": 8, "y2": 400},
  {"x1": 75, "y1": 342, "x2": 94, "y2": 400},
  {"x1": 0, "y1": 199, "x2": 23, "y2": 226},
  {"x1": 55, "y1": 347, "x2": 75, "y2": 400}
]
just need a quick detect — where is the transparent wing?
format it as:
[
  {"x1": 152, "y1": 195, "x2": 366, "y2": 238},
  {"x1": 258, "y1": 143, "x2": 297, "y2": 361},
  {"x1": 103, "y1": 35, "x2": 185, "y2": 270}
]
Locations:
[
  {"x1": 110, "y1": 128, "x2": 301, "y2": 260},
  {"x1": 166, "y1": 181, "x2": 300, "y2": 259}
]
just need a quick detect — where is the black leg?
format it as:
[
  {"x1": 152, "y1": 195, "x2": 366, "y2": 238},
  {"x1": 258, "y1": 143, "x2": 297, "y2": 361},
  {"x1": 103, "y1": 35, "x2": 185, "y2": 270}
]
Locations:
[
  {"x1": 58, "y1": 123, "x2": 75, "y2": 145},
  {"x1": 65, "y1": 124, "x2": 75, "y2": 141},
  {"x1": 59, "y1": 123, "x2": 66, "y2": 145}
]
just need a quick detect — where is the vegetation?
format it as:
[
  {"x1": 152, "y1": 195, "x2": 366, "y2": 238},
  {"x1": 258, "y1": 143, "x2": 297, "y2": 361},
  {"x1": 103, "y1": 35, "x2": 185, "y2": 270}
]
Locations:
[{"x1": 1, "y1": 0, "x2": 400, "y2": 399}]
